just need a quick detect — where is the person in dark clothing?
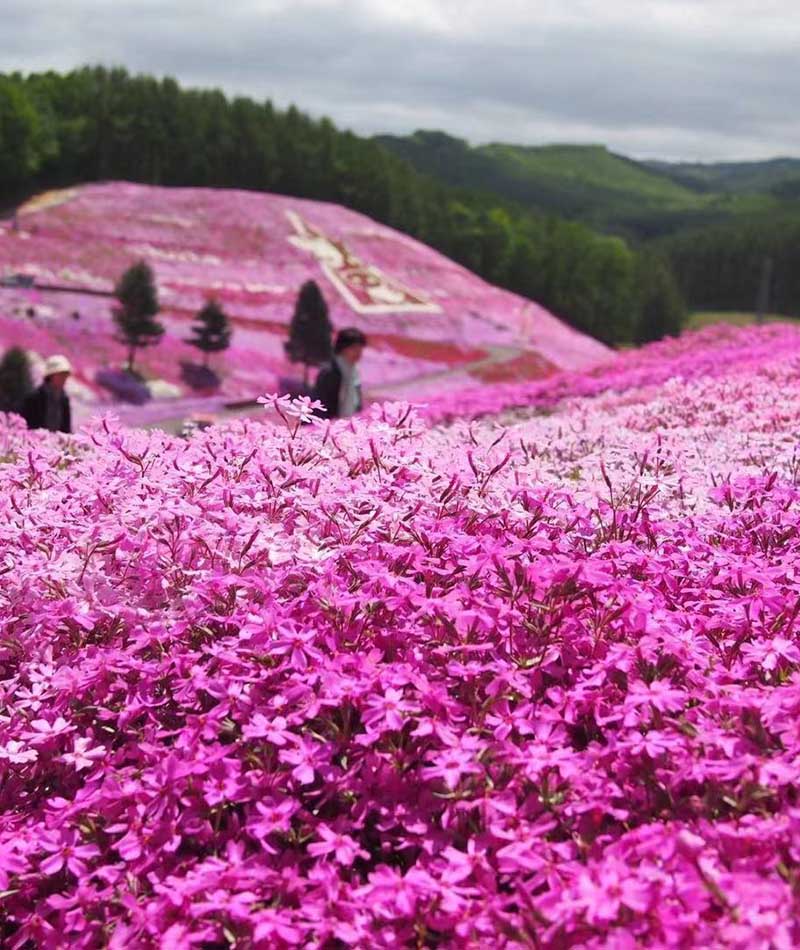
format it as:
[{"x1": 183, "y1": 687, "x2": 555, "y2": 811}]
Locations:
[
  {"x1": 22, "y1": 354, "x2": 73, "y2": 433},
  {"x1": 311, "y1": 328, "x2": 367, "y2": 419}
]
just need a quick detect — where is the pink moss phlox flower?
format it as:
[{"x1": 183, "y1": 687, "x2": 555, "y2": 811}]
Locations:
[
  {"x1": 421, "y1": 733, "x2": 486, "y2": 790},
  {"x1": 1, "y1": 320, "x2": 800, "y2": 944},
  {"x1": 0, "y1": 739, "x2": 38, "y2": 764},
  {"x1": 23, "y1": 717, "x2": 74, "y2": 744},
  {"x1": 279, "y1": 736, "x2": 324, "y2": 785},
  {"x1": 307, "y1": 823, "x2": 369, "y2": 865},
  {"x1": 60, "y1": 736, "x2": 106, "y2": 771},
  {"x1": 39, "y1": 830, "x2": 100, "y2": 877},
  {"x1": 242, "y1": 713, "x2": 291, "y2": 745},
  {"x1": 361, "y1": 687, "x2": 416, "y2": 734}
]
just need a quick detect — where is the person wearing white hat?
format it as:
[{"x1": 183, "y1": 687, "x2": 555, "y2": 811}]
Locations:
[{"x1": 22, "y1": 354, "x2": 73, "y2": 433}]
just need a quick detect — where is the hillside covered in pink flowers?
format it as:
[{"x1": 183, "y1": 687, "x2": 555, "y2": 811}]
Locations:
[
  {"x1": 2, "y1": 321, "x2": 800, "y2": 946},
  {"x1": 0, "y1": 183, "x2": 609, "y2": 427}
]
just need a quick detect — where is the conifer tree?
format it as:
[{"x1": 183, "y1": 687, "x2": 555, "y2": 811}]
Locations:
[
  {"x1": 0, "y1": 346, "x2": 34, "y2": 412},
  {"x1": 113, "y1": 260, "x2": 164, "y2": 373},
  {"x1": 284, "y1": 280, "x2": 333, "y2": 385},
  {"x1": 186, "y1": 298, "x2": 232, "y2": 368}
]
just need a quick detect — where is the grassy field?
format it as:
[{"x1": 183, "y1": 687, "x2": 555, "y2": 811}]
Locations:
[{"x1": 686, "y1": 311, "x2": 799, "y2": 330}]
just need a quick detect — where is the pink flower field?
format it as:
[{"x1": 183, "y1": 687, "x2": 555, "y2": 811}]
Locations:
[
  {"x1": 0, "y1": 183, "x2": 609, "y2": 426},
  {"x1": 2, "y1": 321, "x2": 800, "y2": 946}
]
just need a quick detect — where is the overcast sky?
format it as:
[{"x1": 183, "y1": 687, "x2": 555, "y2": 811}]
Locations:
[{"x1": 3, "y1": 0, "x2": 798, "y2": 161}]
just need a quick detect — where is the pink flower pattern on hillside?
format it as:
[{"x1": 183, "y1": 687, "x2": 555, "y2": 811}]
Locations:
[
  {"x1": 0, "y1": 182, "x2": 609, "y2": 426},
  {"x1": 2, "y1": 321, "x2": 800, "y2": 945}
]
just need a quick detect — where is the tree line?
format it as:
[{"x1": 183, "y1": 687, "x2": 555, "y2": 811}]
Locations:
[
  {"x1": 659, "y1": 212, "x2": 800, "y2": 318},
  {"x1": 0, "y1": 66, "x2": 684, "y2": 344}
]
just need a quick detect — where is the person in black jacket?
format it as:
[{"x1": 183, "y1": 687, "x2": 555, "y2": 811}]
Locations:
[
  {"x1": 22, "y1": 354, "x2": 73, "y2": 433},
  {"x1": 311, "y1": 328, "x2": 367, "y2": 419}
]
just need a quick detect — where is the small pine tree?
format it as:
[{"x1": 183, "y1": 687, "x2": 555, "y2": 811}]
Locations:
[
  {"x1": 186, "y1": 298, "x2": 232, "y2": 368},
  {"x1": 113, "y1": 260, "x2": 164, "y2": 373},
  {"x1": 284, "y1": 280, "x2": 333, "y2": 385},
  {"x1": 0, "y1": 346, "x2": 34, "y2": 413}
]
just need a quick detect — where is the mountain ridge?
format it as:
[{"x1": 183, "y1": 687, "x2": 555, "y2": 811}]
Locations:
[{"x1": 374, "y1": 131, "x2": 798, "y2": 238}]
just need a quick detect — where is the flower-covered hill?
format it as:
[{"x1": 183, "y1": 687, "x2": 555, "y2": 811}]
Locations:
[
  {"x1": 3, "y1": 322, "x2": 800, "y2": 947},
  {"x1": 0, "y1": 182, "x2": 609, "y2": 425}
]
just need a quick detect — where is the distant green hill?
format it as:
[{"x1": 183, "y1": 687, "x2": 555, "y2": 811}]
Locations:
[
  {"x1": 375, "y1": 132, "x2": 786, "y2": 238},
  {"x1": 645, "y1": 157, "x2": 800, "y2": 195},
  {"x1": 480, "y1": 142, "x2": 697, "y2": 205}
]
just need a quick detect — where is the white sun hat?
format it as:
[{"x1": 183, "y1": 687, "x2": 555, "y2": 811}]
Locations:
[{"x1": 43, "y1": 354, "x2": 73, "y2": 377}]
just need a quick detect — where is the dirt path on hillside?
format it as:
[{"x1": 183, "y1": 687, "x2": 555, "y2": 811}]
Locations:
[
  {"x1": 368, "y1": 345, "x2": 523, "y2": 395},
  {"x1": 140, "y1": 344, "x2": 527, "y2": 434}
]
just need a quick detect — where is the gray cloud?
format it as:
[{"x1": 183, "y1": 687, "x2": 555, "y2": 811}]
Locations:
[{"x1": 2, "y1": 0, "x2": 798, "y2": 160}]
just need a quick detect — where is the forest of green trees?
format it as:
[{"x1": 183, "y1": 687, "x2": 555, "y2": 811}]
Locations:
[
  {"x1": 377, "y1": 132, "x2": 800, "y2": 320},
  {"x1": 0, "y1": 67, "x2": 689, "y2": 345},
  {"x1": 658, "y1": 213, "x2": 800, "y2": 318}
]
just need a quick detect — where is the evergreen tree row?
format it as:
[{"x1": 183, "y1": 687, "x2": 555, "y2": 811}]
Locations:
[
  {"x1": 112, "y1": 260, "x2": 233, "y2": 375},
  {"x1": 0, "y1": 67, "x2": 684, "y2": 344},
  {"x1": 659, "y1": 213, "x2": 800, "y2": 318}
]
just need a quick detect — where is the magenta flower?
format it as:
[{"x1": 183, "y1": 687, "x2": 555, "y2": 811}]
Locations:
[
  {"x1": 279, "y1": 736, "x2": 323, "y2": 785},
  {"x1": 0, "y1": 847, "x2": 28, "y2": 889},
  {"x1": 421, "y1": 734, "x2": 485, "y2": 790},
  {"x1": 362, "y1": 687, "x2": 415, "y2": 733},
  {"x1": 24, "y1": 716, "x2": 74, "y2": 744},
  {"x1": 242, "y1": 713, "x2": 291, "y2": 745},
  {"x1": 252, "y1": 909, "x2": 303, "y2": 944},
  {"x1": 308, "y1": 823, "x2": 368, "y2": 866},
  {"x1": 742, "y1": 636, "x2": 800, "y2": 672},
  {"x1": 202, "y1": 758, "x2": 244, "y2": 806},
  {"x1": 60, "y1": 736, "x2": 106, "y2": 771},
  {"x1": 575, "y1": 865, "x2": 653, "y2": 924},
  {"x1": 39, "y1": 830, "x2": 100, "y2": 877},
  {"x1": 247, "y1": 797, "x2": 297, "y2": 843},
  {"x1": 0, "y1": 739, "x2": 38, "y2": 764}
]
